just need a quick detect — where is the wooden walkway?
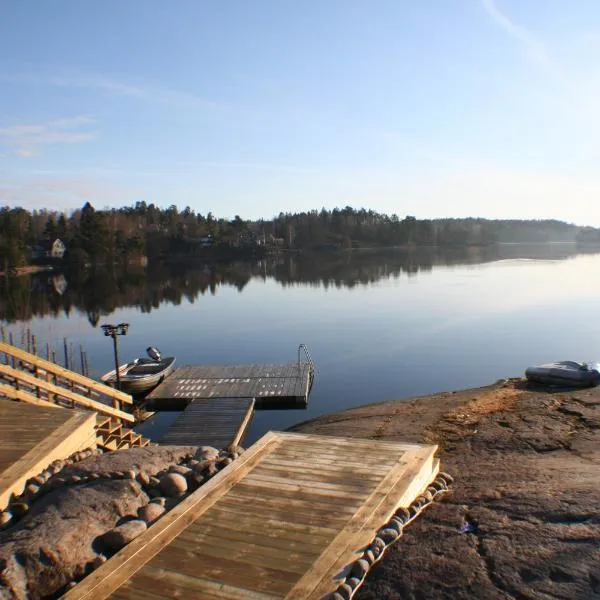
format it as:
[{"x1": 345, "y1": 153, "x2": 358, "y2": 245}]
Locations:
[
  {"x1": 66, "y1": 432, "x2": 439, "y2": 600},
  {"x1": 0, "y1": 399, "x2": 96, "y2": 510},
  {"x1": 146, "y1": 363, "x2": 313, "y2": 410},
  {"x1": 160, "y1": 398, "x2": 255, "y2": 449}
]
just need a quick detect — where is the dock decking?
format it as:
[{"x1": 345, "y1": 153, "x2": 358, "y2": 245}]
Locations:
[
  {"x1": 65, "y1": 432, "x2": 438, "y2": 600},
  {"x1": 146, "y1": 363, "x2": 313, "y2": 410},
  {"x1": 0, "y1": 399, "x2": 96, "y2": 510},
  {"x1": 160, "y1": 397, "x2": 255, "y2": 449}
]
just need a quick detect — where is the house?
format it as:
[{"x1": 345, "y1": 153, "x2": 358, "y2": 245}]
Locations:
[{"x1": 30, "y1": 238, "x2": 66, "y2": 261}]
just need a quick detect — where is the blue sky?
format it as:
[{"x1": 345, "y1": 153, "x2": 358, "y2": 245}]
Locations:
[{"x1": 2, "y1": 1, "x2": 600, "y2": 224}]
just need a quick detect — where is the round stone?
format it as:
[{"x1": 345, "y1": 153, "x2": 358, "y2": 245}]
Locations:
[
  {"x1": 102, "y1": 519, "x2": 147, "y2": 551},
  {"x1": 9, "y1": 502, "x2": 29, "y2": 518},
  {"x1": 378, "y1": 528, "x2": 399, "y2": 544},
  {"x1": 26, "y1": 483, "x2": 40, "y2": 497},
  {"x1": 347, "y1": 577, "x2": 361, "y2": 589},
  {"x1": 0, "y1": 510, "x2": 13, "y2": 528},
  {"x1": 137, "y1": 502, "x2": 166, "y2": 524},
  {"x1": 136, "y1": 471, "x2": 150, "y2": 486},
  {"x1": 149, "y1": 496, "x2": 167, "y2": 506},
  {"x1": 169, "y1": 465, "x2": 192, "y2": 476},
  {"x1": 159, "y1": 473, "x2": 188, "y2": 497},
  {"x1": 337, "y1": 583, "x2": 353, "y2": 600},
  {"x1": 350, "y1": 558, "x2": 369, "y2": 579},
  {"x1": 195, "y1": 446, "x2": 219, "y2": 461}
]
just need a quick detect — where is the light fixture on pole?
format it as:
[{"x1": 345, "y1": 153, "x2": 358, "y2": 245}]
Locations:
[{"x1": 101, "y1": 323, "x2": 129, "y2": 390}]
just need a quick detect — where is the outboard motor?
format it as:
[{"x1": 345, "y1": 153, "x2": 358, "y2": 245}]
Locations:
[{"x1": 146, "y1": 346, "x2": 161, "y2": 361}]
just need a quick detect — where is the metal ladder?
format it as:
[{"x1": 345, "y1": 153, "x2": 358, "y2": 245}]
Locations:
[{"x1": 298, "y1": 344, "x2": 315, "y2": 391}]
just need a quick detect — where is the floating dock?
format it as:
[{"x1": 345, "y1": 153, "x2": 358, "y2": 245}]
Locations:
[
  {"x1": 160, "y1": 397, "x2": 255, "y2": 449},
  {"x1": 146, "y1": 362, "x2": 313, "y2": 410},
  {"x1": 65, "y1": 432, "x2": 438, "y2": 600},
  {"x1": 0, "y1": 399, "x2": 96, "y2": 510}
]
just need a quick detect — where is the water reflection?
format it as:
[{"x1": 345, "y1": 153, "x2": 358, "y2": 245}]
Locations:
[{"x1": 1, "y1": 243, "x2": 597, "y2": 324}]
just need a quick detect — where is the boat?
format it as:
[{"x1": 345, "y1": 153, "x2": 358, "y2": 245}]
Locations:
[
  {"x1": 101, "y1": 347, "x2": 176, "y2": 395},
  {"x1": 525, "y1": 360, "x2": 600, "y2": 387}
]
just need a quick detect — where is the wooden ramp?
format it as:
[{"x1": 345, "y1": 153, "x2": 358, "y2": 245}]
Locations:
[
  {"x1": 65, "y1": 432, "x2": 438, "y2": 600},
  {"x1": 160, "y1": 397, "x2": 255, "y2": 449},
  {"x1": 0, "y1": 399, "x2": 96, "y2": 510},
  {"x1": 146, "y1": 363, "x2": 313, "y2": 410}
]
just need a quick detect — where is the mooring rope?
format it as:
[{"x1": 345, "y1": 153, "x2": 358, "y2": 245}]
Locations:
[{"x1": 329, "y1": 471, "x2": 454, "y2": 600}]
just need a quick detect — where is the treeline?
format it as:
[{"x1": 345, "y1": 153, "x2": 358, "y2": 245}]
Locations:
[{"x1": 0, "y1": 202, "x2": 595, "y2": 269}]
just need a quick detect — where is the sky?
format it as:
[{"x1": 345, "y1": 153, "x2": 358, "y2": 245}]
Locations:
[{"x1": 2, "y1": 1, "x2": 600, "y2": 224}]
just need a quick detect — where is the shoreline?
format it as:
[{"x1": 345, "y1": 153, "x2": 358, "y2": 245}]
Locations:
[{"x1": 290, "y1": 378, "x2": 600, "y2": 599}]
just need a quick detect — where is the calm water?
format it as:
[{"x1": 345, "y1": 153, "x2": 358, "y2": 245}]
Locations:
[{"x1": 3, "y1": 244, "x2": 600, "y2": 444}]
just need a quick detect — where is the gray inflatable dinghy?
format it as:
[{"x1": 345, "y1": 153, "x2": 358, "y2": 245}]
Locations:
[{"x1": 525, "y1": 361, "x2": 600, "y2": 387}]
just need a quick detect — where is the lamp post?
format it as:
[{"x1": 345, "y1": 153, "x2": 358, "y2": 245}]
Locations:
[{"x1": 101, "y1": 323, "x2": 129, "y2": 390}]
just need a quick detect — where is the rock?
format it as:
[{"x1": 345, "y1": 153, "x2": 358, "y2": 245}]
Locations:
[
  {"x1": 337, "y1": 582, "x2": 353, "y2": 600},
  {"x1": 148, "y1": 476, "x2": 161, "y2": 487},
  {"x1": 0, "y1": 510, "x2": 13, "y2": 529},
  {"x1": 159, "y1": 473, "x2": 188, "y2": 497},
  {"x1": 0, "y1": 479, "x2": 149, "y2": 599},
  {"x1": 9, "y1": 502, "x2": 29, "y2": 518},
  {"x1": 347, "y1": 577, "x2": 361, "y2": 589},
  {"x1": 101, "y1": 519, "x2": 147, "y2": 551},
  {"x1": 351, "y1": 558, "x2": 370, "y2": 579},
  {"x1": 149, "y1": 496, "x2": 167, "y2": 506},
  {"x1": 25, "y1": 483, "x2": 40, "y2": 497},
  {"x1": 188, "y1": 459, "x2": 200, "y2": 468},
  {"x1": 136, "y1": 471, "x2": 150, "y2": 486},
  {"x1": 147, "y1": 488, "x2": 161, "y2": 499},
  {"x1": 125, "y1": 469, "x2": 137, "y2": 480},
  {"x1": 217, "y1": 457, "x2": 233, "y2": 468},
  {"x1": 378, "y1": 528, "x2": 399, "y2": 544},
  {"x1": 169, "y1": 465, "x2": 192, "y2": 476},
  {"x1": 195, "y1": 446, "x2": 219, "y2": 461},
  {"x1": 137, "y1": 502, "x2": 166, "y2": 524},
  {"x1": 90, "y1": 554, "x2": 106, "y2": 570},
  {"x1": 59, "y1": 446, "x2": 197, "y2": 481}
]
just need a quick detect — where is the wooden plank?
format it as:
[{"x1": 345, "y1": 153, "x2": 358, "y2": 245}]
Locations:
[
  {"x1": 0, "y1": 383, "x2": 61, "y2": 409},
  {"x1": 62, "y1": 432, "x2": 281, "y2": 600},
  {"x1": 161, "y1": 398, "x2": 254, "y2": 448},
  {"x1": 0, "y1": 401, "x2": 96, "y2": 510},
  {"x1": 147, "y1": 363, "x2": 310, "y2": 405},
  {"x1": 0, "y1": 341, "x2": 133, "y2": 405},
  {"x1": 0, "y1": 364, "x2": 135, "y2": 423},
  {"x1": 66, "y1": 432, "x2": 439, "y2": 600}
]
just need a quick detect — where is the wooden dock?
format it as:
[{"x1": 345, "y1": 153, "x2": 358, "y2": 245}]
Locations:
[
  {"x1": 146, "y1": 363, "x2": 313, "y2": 410},
  {"x1": 65, "y1": 432, "x2": 438, "y2": 600},
  {"x1": 0, "y1": 399, "x2": 96, "y2": 510},
  {"x1": 160, "y1": 397, "x2": 255, "y2": 449}
]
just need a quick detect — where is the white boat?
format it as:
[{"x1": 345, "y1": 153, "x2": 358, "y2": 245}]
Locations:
[{"x1": 101, "y1": 347, "x2": 176, "y2": 395}]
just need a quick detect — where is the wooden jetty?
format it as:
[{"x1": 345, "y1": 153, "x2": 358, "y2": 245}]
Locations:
[
  {"x1": 146, "y1": 362, "x2": 313, "y2": 410},
  {"x1": 0, "y1": 400, "x2": 96, "y2": 510},
  {"x1": 160, "y1": 397, "x2": 255, "y2": 449},
  {"x1": 65, "y1": 432, "x2": 439, "y2": 600}
]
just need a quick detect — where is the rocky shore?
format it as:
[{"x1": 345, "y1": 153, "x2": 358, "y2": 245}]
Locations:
[
  {"x1": 290, "y1": 379, "x2": 600, "y2": 599},
  {"x1": 1, "y1": 377, "x2": 599, "y2": 599},
  {"x1": 0, "y1": 444, "x2": 242, "y2": 599}
]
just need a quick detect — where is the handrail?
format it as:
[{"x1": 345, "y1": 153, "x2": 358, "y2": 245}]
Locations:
[
  {"x1": 298, "y1": 343, "x2": 314, "y2": 370},
  {"x1": 0, "y1": 364, "x2": 135, "y2": 423},
  {"x1": 0, "y1": 341, "x2": 133, "y2": 406},
  {"x1": 0, "y1": 383, "x2": 61, "y2": 409}
]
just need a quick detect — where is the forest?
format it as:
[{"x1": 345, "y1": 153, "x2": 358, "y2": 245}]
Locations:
[{"x1": 0, "y1": 201, "x2": 597, "y2": 269}]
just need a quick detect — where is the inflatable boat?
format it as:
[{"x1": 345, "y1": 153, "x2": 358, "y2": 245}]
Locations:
[{"x1": 525, "y1": 361, "x2": 600, "y2": 387}]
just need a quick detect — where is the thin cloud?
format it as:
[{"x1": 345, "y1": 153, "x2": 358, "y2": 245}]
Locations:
[
  {"x1": 481, "y1": 0, "x2": 557, "y2": 76},
  {"x1": 14, "y1": 71, "x2": 221, "y2": 110},
  {"x1": 0, "y1": 116, "x2": 96, "y2": 155}
]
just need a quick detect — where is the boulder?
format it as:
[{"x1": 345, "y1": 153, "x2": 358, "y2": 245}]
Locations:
[
  {"x1": 194, "y1": 446, "x2": 219, "y2": 461},
  {"x1": 137, "y1": 503, "x2": 166, "y2": 525},
  {"x1": 159, "y1": 473, "x2": 188, "y2": 497},
  {"x1": 60, "y1": 446, "x2": 198, "y2": 480},
  {"x1": 0, "y1": 479, "x2": 148, "y2": 600},
  {"x1": 101, "y1": 519, "x2": 147, "y2": 552}
]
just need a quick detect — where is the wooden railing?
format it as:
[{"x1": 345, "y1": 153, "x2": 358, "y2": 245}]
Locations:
[
  {"x1": 0, "y1": 364, "x2": 135, "y2": 423},
  {"x1": 0, "y1": 341, "x2": 133, "y2": 412}
]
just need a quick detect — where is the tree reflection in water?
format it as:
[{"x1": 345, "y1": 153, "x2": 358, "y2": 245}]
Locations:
[{"x1": 1, "y1": 244, "x2": 597, "y2": 325}]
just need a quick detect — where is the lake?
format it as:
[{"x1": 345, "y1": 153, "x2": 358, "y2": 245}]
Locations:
[{"x1": 3, "y1": 243, "x2": 600, "y2": 445}]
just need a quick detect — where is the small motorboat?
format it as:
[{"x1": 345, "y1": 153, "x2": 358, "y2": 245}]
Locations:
[
  {"x1": 525, "y1": 360, "x2": 600, "y2": 387},
  {"x1": 101, "y1": 347, "x2": 176, "y2": 395}
]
